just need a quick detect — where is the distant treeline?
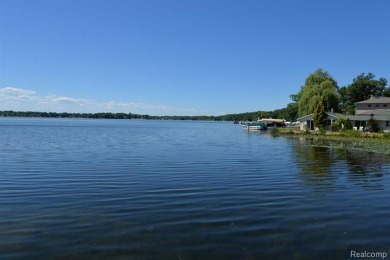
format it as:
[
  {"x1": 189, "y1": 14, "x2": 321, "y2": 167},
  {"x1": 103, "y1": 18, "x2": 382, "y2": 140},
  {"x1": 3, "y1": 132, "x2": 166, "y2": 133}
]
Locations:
[
  {"x1": 0, "y1": 110, "x2": 156, "y2": 119},
  {"x1": 0, "y1": 109, "x2": 292, "y2": 122},
  {"x1": 0, "y1": 110, "x2": 220, "y2": 121},
  {"x1": 218, "y1": 106, "x2": 297, "y2": 122}
]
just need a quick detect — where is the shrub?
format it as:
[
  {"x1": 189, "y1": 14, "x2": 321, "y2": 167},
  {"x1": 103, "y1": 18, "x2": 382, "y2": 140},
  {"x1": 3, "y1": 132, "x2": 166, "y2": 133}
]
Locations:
[
  {"x1": 332, "y1": 116, "x2": 352, "y2": 131},
  {"x1": 367, "y1": 118, "x2": 380, "y2": 132},
  {"x1": 331, "y1": 123, "x2": 339, "y2": 131}
]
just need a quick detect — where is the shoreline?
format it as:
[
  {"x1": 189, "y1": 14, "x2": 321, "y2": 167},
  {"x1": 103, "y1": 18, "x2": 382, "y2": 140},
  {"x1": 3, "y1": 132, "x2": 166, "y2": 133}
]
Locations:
[{"x1": 272, "y1": 128, "x2": 390, "y2": 155}]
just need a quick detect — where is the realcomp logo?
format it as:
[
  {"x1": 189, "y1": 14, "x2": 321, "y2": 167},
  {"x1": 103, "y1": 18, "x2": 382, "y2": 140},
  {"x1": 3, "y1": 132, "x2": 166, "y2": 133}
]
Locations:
[{"x1": 350, "y1": 250, "x2": 388, "y2": 259}]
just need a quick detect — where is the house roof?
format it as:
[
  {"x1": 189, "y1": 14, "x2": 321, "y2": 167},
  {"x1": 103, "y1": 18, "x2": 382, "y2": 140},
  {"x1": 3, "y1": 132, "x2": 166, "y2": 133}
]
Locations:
[
  {"x1": 356, "y1": 109, "x2": 390, "y2": 115},
  {"x1": 297, "y1": 112, "x2": 343, "y2": 121},
  {"x1": 260, "y1": 118, "x2": 285, "y2": 123},
  {"x1": 327, "y1": 112, "x2": 344, "y2": 118},
  {"x1": 347, "y1": 114, "x2": 390, "y2": 121},
  {"x1": 356, "y1": 97, "x2": 390, "y2": 104}
]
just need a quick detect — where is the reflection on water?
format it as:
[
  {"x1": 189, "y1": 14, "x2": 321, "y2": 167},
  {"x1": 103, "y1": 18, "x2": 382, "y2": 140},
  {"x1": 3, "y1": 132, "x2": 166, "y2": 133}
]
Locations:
[{"x1": 292, "y1": 137, "x2": 390, "y2": 191}]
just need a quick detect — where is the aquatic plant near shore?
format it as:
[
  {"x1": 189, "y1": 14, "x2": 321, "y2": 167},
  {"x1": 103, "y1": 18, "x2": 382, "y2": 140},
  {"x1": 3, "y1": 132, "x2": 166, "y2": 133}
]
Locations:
[
  {"x1": 271, "y1": 127, "x2": 281, "y2": 135},
  {"x1": 382, "y1": 131, "x2": 390, "y2": 139},
  {"x1": 340, "y1": 129, "x2": 361, "y2": 138}
]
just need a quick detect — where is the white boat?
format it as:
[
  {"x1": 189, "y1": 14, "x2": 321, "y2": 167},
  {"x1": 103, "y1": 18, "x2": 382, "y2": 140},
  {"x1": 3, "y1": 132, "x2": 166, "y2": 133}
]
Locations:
[{"x1": 242, "y1": 121, "x2": 268, "y2": 130}]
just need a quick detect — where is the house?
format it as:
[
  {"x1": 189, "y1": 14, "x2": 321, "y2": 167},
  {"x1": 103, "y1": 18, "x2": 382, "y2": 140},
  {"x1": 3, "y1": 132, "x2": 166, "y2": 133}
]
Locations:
[
  {"x1": 297, "y1": 112, "x2": 342, "y2": 130},
  {"x1": 297, "y1": 97, "x2": 390, "y2": 131},
  {"x1": 355, "y1": 96, "x2": 390, "y2": 115},
  {"x1": 349, "y1": 97, "x2": 390, "y2": 130}
]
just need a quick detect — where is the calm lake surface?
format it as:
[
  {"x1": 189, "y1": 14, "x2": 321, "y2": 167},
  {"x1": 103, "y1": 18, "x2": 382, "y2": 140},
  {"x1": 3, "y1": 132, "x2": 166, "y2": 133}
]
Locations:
[{"x1": 1, "y1": 118, "x2": 390, "y2": 259}]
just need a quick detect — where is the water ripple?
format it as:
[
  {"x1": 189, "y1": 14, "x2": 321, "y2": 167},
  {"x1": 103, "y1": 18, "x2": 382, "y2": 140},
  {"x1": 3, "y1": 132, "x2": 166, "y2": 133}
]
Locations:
[{"x1": 1, "y1": 119, "x2": 390, "y2": 258}]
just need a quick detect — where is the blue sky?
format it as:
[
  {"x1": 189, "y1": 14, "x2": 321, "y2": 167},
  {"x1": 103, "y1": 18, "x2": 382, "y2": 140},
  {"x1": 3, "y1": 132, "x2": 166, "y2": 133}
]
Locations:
[{"x1": 1, "y1": 0, "x2": 389, "y2": 115}]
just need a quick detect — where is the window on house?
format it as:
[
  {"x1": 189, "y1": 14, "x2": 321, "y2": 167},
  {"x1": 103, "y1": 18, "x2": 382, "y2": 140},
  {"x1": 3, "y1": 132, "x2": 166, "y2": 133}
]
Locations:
[
  {"x1": 355, "y1": 121, "x2": 367, "y2": 127},
  {"x1": 368, "y1": 105, "x2": 371, "y2": 107},
  {"x1": 387, "y1": 121, "x2": 390, "y2": 127},
  {"x1": 376, "y1": 104, "x2": 379, "y2": 107},
  {"x1": 384, "y1": 104, "x2": 387, "y2": 107}
]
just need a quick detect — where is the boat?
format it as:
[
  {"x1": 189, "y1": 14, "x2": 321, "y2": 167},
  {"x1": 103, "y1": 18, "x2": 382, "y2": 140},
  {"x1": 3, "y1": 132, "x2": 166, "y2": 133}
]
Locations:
[
  {"x1": 242, "y1": 121, "x2": 268, "y2": 130},
  {"x1": 260, "y1": 118, "x2": 286, "y2": 128}
]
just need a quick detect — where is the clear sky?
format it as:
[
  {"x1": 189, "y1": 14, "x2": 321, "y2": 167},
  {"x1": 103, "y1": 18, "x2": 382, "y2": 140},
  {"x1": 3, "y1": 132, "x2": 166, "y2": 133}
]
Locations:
[{"x1": 1, "y1": 0, "x2": 389, "y2": 116}]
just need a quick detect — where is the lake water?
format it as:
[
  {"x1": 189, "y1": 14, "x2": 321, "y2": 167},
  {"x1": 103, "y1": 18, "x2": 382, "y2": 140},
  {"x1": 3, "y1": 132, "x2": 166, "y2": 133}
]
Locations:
[{"x1": 1, "y1": 118, "x2": 390, "y2": 259}]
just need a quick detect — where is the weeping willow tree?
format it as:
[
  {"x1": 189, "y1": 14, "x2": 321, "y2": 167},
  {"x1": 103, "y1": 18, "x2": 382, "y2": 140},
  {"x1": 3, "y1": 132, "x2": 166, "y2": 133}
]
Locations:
[{"x1": 297, "y1": 69, "x2": 340, "y2": 117}]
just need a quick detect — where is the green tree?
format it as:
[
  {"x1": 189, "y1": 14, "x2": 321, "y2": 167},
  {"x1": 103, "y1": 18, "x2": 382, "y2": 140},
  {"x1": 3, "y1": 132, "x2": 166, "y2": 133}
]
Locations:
[
  {"x1": 285, "y1": 102, "x2": 298, "y2": 121},
  {"x1": 296, "y1": 69, "x2": 340, "y2": 117},
  {"x1": 313, "y1": 100, "x2": 327, "y2": 129},
  {"x1": 338, "y1": 73, "x2": 388, "y2": 114},
  {"x1": 289, "y1": 86, "x2": 304, "y2": 102}
]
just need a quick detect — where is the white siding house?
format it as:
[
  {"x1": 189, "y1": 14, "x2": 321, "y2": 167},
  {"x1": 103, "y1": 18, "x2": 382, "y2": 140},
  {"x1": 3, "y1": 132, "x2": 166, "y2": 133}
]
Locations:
[
  {"x1": 351, "y1": 97, "x2": 390, "y2": 131},
  {"x1": 297, "y1": 112, "x2": 342, "y2": 131},
  {"x1": 297, "y1": 97, "x2": 390, "y2": 131}
]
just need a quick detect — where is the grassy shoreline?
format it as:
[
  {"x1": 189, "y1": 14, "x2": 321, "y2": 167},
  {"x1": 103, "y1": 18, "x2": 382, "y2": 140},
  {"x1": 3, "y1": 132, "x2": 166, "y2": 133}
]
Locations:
[{"x1": 272, "y1": 128, "x2": 390, "y2": 155}]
